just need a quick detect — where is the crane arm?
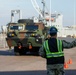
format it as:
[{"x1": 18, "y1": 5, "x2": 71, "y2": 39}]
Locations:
[{"x1": 31, "y1": 0, "x2": 43, "y2": 18}]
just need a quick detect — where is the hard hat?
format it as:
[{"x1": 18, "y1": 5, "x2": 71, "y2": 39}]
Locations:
[{"x1": 49, "y1": 26, "x2": 58, "y2": 33}]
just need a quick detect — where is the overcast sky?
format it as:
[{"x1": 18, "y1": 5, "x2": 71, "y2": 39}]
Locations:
[{"x1": 0, "y1": 0, "x2": 76, "y2": 26}]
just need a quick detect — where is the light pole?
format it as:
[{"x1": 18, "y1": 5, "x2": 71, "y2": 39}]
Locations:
[
  {"x1": 74, "y1": 0, "x2": 76, "y2": 26},
  {"x1": 73, "y1": 0, "x2": 75, "y2": 35},
  {"x1": 42, "y1": 0, "x2": 45, "y2": 17},
  {"x1": 50, "y1": 0, "x2": 51, "y2": 26}
]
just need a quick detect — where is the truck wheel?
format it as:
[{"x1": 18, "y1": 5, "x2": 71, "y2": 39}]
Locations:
[
  {"x1": 35, "y1": 47, "x2": 40, "y2": 56},
  {"x1": 30, "y1": 47, "x2": 39, "y2": 56},
  {"x1": 14, "y1": 52, "x2": 20, "y2": 56},
  {"x1": 14, "y1": 46, "x2": 20, "y2": 56}
]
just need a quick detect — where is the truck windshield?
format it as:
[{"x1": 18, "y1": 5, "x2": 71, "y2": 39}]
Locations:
[
  {"x1": 10, "y1": 26, "x2": 23, "y2": 30},
  {"x1": 25, "y1": 25, "x2": 38, "y2": 31}
]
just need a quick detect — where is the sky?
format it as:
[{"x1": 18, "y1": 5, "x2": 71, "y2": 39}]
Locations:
[
  {"x1": 0, "y1": 0, "x2": 76, "y2": 27},
  {"x1": 0, "y1": 0, "x2": 50, "y2": 26},
  {"x1": 51, "y1": 0, "x2": 76, "y2": 26}
]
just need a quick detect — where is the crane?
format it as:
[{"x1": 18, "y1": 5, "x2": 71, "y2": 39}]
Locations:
[
  {"x1": 31, "y1": 0, "x2": 43, "y2": 18},
  {"x1": 31, "y1": 0, "x2": 51, "y2": 26}
]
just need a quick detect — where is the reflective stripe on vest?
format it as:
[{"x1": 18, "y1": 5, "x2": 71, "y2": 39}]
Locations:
[{"x1": 43, "y1": 39, "x2": 64, "y2": 58}]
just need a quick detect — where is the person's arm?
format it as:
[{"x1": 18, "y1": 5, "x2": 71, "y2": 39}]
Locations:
[
  {"x1": 63, "y1": 39, "x2": 76, "y2": 49},
  {"x1": 39, "y1": 45, "x2": 46, "y2": 58}
]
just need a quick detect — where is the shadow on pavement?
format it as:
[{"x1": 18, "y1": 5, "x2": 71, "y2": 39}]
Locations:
[
  {"x1": 0, "y1": 50, "x2": 39, "y2": 56},
  {"x1": 0, "y1": 70, "x2": 46, "y2": 75},
  {"x1": 0, "y1": 50, "x2": 14, "y2": 56},
  {"x1": 65, "y1": 69, "x2": 76, "y2": 75},
  {"x1": 0, "y1": 70, "x2": 76, "y2": 75}
]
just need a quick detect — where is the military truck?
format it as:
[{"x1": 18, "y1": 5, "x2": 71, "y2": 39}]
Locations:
[{"x1": 6, "y1": 19, "x2": 49, "y2": 55}]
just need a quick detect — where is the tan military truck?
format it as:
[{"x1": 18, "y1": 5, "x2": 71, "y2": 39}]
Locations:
[{"x1": 6, "y1": 19, "x2": 49, "y2": 55}]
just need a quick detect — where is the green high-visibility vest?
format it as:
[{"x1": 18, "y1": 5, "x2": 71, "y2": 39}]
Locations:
[{"x1": 43, "y1": 39, "x2": 64, "y2": 58}]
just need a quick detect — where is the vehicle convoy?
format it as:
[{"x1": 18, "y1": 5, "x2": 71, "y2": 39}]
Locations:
[{"x1": 6, "y1": 19, "x2": 49, "y2": 55}]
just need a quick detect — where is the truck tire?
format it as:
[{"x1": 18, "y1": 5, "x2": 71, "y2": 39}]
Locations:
[
  {"x1": 14, "y1": 52, "x2": 20, "y2": 56},
  {"x1": 18, "y1": 19, "x2": 33, "y2": 23},
  {"x1": 30, "y1": 47, "x2": 39, "y2": 56},
  {"x1": 14, "y1": 46, "x2": 20, "y2": 56},
  {"x1": 18, "y1": 19, "x2": 34, "y2": 25}
]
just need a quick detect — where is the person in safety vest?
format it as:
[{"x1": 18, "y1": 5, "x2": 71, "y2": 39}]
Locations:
[{"x1": 39, "y1": 26, "x2": 76, "y2": 75}]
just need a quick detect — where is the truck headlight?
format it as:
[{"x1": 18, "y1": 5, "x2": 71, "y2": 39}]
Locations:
[
  {"x1": 36, "y1": 39, "x2": 39, "y2": 41},
  {"x1": 31, "y1": 33, "x2": 35, "y2": 36},
  {"x1": 35, "y1": 38, "x2": 42, "y2": 44},
  {"x1": 12, "y1": 34, "x2": 14, "y2": 36},
  {"x1": 8, "y1": 33, "x2": 14, "y2": 37}
]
